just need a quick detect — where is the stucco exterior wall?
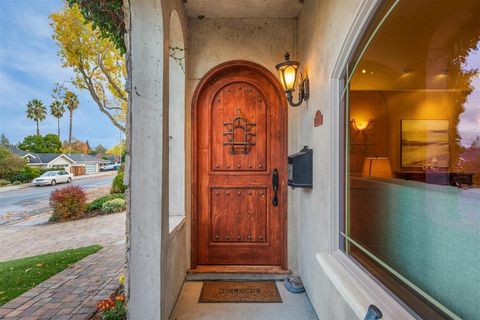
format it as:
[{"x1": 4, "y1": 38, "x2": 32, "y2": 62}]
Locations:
[
  {"x1": 163, "y1": 221, "x2": 187, "y2": 319},
  {"x1": 126, "y1": 0, "x2": 188, "y2": 319},
  {"x1": 47, "y1": 156, "x2": 73, "y2": 171},
  {"x1": 294, "y1": 0, "x2": 362, "y2": 318},
  {"x1": 127, "y1": 0, "x2": 165, "y2": 317},
  {"x1": 186, "y1": 16, "x2": 299, "y2": 272}
]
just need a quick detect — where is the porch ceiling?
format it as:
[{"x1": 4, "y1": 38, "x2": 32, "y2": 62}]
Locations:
[{"x1": 183, "y1": 0, "x2": 303, "y2": 18}]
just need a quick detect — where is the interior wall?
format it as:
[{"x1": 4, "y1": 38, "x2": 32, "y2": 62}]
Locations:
[
  {"x1": 350, "y1": 90, "x2": 463, "y2": 173},
  {"x1": 186, "y1": 16, "x2": 299, "y2": 272}
]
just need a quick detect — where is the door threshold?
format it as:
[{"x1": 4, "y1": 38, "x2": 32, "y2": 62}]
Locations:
[{"x1": 187, "y1": 265, "x2": 291, "y2": 281}]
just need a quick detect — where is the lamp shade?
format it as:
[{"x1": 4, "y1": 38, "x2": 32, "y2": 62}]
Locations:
[
  {"x1": 275, "y1": 53, "x2": 300, "y2": 92},
  {"x1": 362, "y1": 157, "x2": 392, "y2": 178},
  {"x1": 351, "y1": 119, "x2": 372, "y2": 131}
]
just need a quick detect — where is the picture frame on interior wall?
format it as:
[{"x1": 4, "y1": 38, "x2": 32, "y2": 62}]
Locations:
[{"x1": 401, "y1": 120, "x2": 449, "y2": 169}]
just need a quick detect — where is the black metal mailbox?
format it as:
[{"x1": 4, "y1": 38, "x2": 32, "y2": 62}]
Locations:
[{"x1": 288, "y1": 146, "x2": 313, "y2": 188}]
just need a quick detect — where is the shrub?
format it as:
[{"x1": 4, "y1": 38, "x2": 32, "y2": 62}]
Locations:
[
  {"x1": 86, "y1": 194, "x2": 124, "y2": 212},
  {"x1": 0, "y1": 179, "x2": 10, "y2": 187},
  {"x1": 0, "y1": 146, "x2": 25, "y2": 181},
  {"x1": 101, "y1": 199, "x2": 126, "y2": 214},
  {"x1": 12, "y1": 166, "x2": 42, "y2": 183},
  {"x1": 12, "y1": 181, "x2": 22, "y2": 185},
  {"x1": 49, "y1": 186, "x2": 86, "y2": 221},
  {"x1": 110, "y1": 170, "x2": 126, "y2": 194}
]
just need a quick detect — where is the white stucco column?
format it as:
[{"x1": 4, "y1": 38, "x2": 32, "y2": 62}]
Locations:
[{"x1": 126, "y1": 0, "x2": 166, "y2": 318}]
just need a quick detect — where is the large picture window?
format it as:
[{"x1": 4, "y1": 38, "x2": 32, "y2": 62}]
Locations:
[{"x1": 341, "y1": 1, "x2": 480, "y2": 319}]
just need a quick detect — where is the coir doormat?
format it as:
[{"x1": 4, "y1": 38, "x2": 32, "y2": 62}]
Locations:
[{"x1": 198, "y1": 281, "x2": 282, "y2": 303}]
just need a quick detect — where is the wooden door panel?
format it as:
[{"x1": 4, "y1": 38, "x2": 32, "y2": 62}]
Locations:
[
  {"x1": 211, "y1": 82, "x2": 267, "y2": 172},
  {"x1": 194, "y1": 62, "x2": 286, "y2": 267},
  {"x1": 210, "y1": 187, "x2": 267, "y2": 243}
]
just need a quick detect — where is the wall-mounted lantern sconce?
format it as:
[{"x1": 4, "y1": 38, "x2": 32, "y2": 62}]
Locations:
[
  {"x1": 275, "y1": 52, "x2": 309, "y2": 107},
  {"x1": 351, "y1": 119, "x2": 373, "y2": 134}
]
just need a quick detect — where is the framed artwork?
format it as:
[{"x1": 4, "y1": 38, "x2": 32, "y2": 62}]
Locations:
[{"x1": 401, "y1": 120, "x2": 449, "y2": 168}]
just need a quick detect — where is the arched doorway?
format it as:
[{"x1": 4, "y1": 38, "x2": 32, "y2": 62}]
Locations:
[{"x1": 191, "y1": 61, "x2": 288, "y2": 269}]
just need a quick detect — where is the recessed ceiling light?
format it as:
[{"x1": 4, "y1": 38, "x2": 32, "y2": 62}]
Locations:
[{"x1": 361, "y1": 69, "x2": 366, "y2": 74}]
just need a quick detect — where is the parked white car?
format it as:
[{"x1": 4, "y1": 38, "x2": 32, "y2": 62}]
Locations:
[
  {"x1": 100, "y1": 163, "x2": 120, "y2": 171},
  {"x1": 32, "y1": 170, "x2": 73, "y2": 186}
]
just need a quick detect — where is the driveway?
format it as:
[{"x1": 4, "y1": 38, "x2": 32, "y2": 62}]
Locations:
[{"x1": 0, "y1": 174, "x2": 115, "y2": 223}]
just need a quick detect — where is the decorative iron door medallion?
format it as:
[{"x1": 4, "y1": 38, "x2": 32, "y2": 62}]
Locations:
[{"x1": 223, "y1": 108, "x2": 256, "y2": 155}]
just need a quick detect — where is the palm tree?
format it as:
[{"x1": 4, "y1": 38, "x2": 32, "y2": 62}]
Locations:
[
  {"x1": 50, "y1": 100, "x2": 66, "y2": 138},
  {"x1": 63, "y1": 91, "x2": 79, "y2": 152},
  {"x1": 26, "y1": 99, "x2": 47, "y2": 136}
]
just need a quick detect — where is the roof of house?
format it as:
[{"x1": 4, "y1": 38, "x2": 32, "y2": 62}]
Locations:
[
  {"x1": 8, "y1": 146, "x2": 108, "y2": 165},
  {"x1": 38, "y1": 153, "x2": 73, "y2": 163},
  {"x1": 8, "y1": 146, "x2": 44, "y2": 164},
  {"x1": 8, "y1": 146, "x2": 31, "y2": 157},
  {"x1": 67, "y1": 154, "x2": 109, "y2": 163}
]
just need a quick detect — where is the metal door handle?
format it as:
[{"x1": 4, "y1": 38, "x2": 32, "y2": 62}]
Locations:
[{"x1": 272, "y1": 169, "x2": 279, "y2": 207}]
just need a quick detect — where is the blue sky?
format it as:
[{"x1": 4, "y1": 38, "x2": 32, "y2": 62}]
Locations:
[{"x1": 0, "y1": 0, "x2": 123, "y2": 149}]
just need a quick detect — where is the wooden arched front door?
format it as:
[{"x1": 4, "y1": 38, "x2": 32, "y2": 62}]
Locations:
[{"x1": 192, "y1": 61, "x2": 287, "y2": 268}]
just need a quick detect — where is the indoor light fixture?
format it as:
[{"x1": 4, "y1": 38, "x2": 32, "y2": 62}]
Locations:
[
  {"x1": 362, "y1": 157, "x2": 392, "y2": 178},
  {"x1": 275, "y1": 52, "x2": 309, "y2": 107},
  {"x1": 351, "y1": 119, "x2": 373, "y2": 134}
]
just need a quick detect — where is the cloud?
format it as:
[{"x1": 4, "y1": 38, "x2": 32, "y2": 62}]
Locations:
[
  {"x1": 0, "y1": 3, "x2": 72, "y2": 85},
  {"x1": 17, "y1": 7, "x2": 54, "y2": 40}
]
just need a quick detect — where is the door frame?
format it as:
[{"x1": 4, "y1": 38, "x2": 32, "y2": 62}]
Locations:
[{"x1": 191, "y1": 60, "x2": 288, "y2": 270}]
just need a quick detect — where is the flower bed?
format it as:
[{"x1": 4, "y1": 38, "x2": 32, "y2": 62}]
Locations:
[{"x1": 90, "y1": 275, "x2": 126, "y2": 320}]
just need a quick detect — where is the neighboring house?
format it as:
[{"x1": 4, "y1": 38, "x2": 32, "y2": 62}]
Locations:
[
  {"x1": 9, "y1": 147, "x2": 107, "y2": 175},
  {"x1": 67, "y1": 154, "x2": 109, "y2": 175},
  {"x1": 96, "y1": 154, "x2": 121, "y2": 168},
  {"x1": 104, "y1": 154, "x2": 121, "y2": 163}
]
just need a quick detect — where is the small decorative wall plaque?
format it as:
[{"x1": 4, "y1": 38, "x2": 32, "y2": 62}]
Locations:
[{"x1": 314, "y1": 110, "x2": 323, "y2": 127}]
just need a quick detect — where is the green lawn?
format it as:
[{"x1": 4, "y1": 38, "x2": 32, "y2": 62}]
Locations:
[{"x1": 0, "y1": 245, "x2": 102, "y2": 306}]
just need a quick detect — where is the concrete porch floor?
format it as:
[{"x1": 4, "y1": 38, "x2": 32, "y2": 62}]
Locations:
[{"x1": 169, "y1": 281, "x2": 319, "y2": 320}]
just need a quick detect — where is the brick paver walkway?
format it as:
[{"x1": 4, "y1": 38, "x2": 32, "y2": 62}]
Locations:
[
  {"x1": 0, "y1": 213, "x2": 126, "y2": 319},
  {"x1": 0, "y1": 242, "x2": 124, "y2": 319}
]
